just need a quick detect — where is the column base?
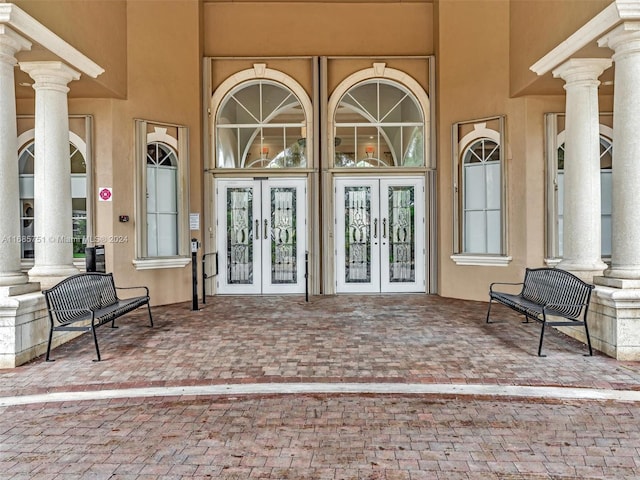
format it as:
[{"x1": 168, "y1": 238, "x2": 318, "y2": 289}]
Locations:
[
  {"x1": 0, "y1": 282, "x2": 41, "y2": 298},
  {"x1": 0, "y1": 272, "x2": 29, "y2": 287},
  {"x1": 28, "y1": 264, "x2": 79, "y2": 290},
  {"x1": 604, "y1": 265, "x2": 640, "y2": 281}
]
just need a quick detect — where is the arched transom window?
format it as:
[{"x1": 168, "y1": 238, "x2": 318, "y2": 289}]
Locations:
[
  {"x1": 216, "y1": 80, "x2": 307, "y2": 169},
  {"x1": 333, "y1": 79, "x2": 424, "y2": 168}
]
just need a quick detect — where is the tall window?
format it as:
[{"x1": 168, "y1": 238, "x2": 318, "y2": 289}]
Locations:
[
  {"x1": 17, "y1": 132, "x2": 88, "y2": 260},
  {"x1": 452, "y1": 117, "x2": 507, "y2": 264},
  {"x1": 146, "y1": 142, "x2": 178, "y2": 256},
  {"x1": 462, "y1": 138, "x2": 501, "y2": 254},
  {"x1": 545, "y1": 113, "x2": 613, "y2": 261},
  {"x1": 134, "y1": 121, "x2": 190, "y2": 269},
  {"x1": 333, "y1": 79, "x2": 425, "y2": 168}
]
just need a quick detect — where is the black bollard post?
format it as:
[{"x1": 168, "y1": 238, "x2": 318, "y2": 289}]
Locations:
[{"x1": 191, "y1": 238, "x2": 199, "y2": 311}]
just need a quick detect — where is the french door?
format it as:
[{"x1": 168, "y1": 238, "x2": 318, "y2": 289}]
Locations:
[
  {"x1": 335, "y1": 177, "x2": 425, "y2": 293},
  {"x1": 216, "y1": 178, "x2": 306, "y2": 294}
]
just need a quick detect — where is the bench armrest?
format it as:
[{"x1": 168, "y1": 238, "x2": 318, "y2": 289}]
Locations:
[
  {"x1": 115, "y1": 285, "x2": 150, "y2": 297},
  {"x1": 489, "y1": 281, "x2": 524, "y2": 293}
]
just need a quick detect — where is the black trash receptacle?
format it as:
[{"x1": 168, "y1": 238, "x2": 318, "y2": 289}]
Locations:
[{"x1": 85, "y1": 245, "x2": 106, "y2": 273}]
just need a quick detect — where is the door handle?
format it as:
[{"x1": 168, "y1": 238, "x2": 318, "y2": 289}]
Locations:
[
  {"x1": 383, "y1": 218, "x2": 387, "y2": 239},
  {"x1": 373, "y1": 218, "x2": 378, "y2": 239},
  {"x1": 264, "y1": 219, "x2": 268, "y2": 239},
  {"x1": 255, "y1": 219, "x2": 260, "y2": 240}
]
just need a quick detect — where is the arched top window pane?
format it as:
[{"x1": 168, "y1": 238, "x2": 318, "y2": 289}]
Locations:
[
  {"x1": 18, "y1": 143, "x2": 34, "y2": 174},
  {"x1": 216, "y1": 80, "x2": 307, "y2": 169},
  {"x1": 147, "y1": 142, "x2": 178, "y2": 168},
  {"x1": 18, "y1": 141, "x2": 87, "y2": 174},
  {"x1": 334, "y1": 79, "x2": 424, "y2": 168},
  {"x1": 463, "y1": 139, "x2": 500, "y2": 164},
  {"x1": 556, "y1": 135, "x2": 612, "y2": 170}
]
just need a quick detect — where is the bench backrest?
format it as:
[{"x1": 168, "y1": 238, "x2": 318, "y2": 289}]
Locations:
[
  {"x1": 43, "y1": 273, "x2": 118, "y2": 325},
  {"x1": 521, "y1": 268, "x2": 594, "y2": 319}
]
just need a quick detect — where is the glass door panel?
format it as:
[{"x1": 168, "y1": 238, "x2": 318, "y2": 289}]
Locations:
[
  {"x1": 335, "y1": 179, "x2": 380, "y2": 293},
  {"x1": 262, "y1": 179, "x2": 306, "y2": 294},
  {"x1": 217, "y1": 180, "x2": 261, "y2": 294},
  {"x1": 380, "y1": 178, "x2": 425, "y2": 292}
]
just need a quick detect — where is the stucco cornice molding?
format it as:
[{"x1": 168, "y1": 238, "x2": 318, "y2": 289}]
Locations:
[
  {"x1": 0, "y1": 3, "x2": 103, "y2": 78},
  {"x1": 530, "y1": 0, "x2": 640, "y2": 76}
]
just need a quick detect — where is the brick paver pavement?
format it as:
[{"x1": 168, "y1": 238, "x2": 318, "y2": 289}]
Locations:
[{"x1": 1, "y1": 294, "x2": 640, "y2": 479}]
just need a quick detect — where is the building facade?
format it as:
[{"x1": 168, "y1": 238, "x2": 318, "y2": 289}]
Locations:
[{"x1": 2, "y1": 0, "x2": 640, "y2": 366}]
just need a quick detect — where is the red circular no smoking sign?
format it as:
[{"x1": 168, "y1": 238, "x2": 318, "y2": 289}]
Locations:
[{"x1": 99, "y1": 188, "x2": 112, "y2": 201}]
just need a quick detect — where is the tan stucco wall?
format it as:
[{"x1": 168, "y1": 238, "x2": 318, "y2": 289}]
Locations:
[
  {"x1": 12, "y1": 0, "x2": 128, "y2": 98},
  {"x1": 509, "y1": 0, "x2": 612, "y2": 96},
  {"x1": 204, "y1": 1, "x2": 434, "y2": 56}
]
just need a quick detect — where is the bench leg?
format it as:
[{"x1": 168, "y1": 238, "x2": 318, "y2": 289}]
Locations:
[
  {"x1": 584, "y1": 318, "x2": 593, "y2": 356},
  {"x1": 45, "y1": 326, "x2": 54, "y2": 362},
  {"x1": 486, "y1": 298, "x2": 493, "y2": 323},
  {"x1": 91, "y1": 324, "x2": 101, "y2": 362},
  {"x1": 538, "y1": 320, "x2": 547, "y2": 357},
  {"x1": 147, "y1": 302, "x2": 154, "y2": 327}
]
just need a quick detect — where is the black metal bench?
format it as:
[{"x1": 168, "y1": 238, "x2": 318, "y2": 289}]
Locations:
[
  {"x1": 43, "y1": 272, "x2": 153, "y2": 361},
  {"x1": 486, "y1": 267, "x2": 595, "y2": 357}
]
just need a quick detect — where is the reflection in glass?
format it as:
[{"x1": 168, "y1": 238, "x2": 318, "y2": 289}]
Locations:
[
  {"x1": 217, "y1": 80, "x2": 307, "y2": 169},
  {"x1": 334, "y1": 79, "x2": 424, "y2": 168}
]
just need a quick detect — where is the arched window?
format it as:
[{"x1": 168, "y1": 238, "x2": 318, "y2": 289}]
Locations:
[
  {"x1": 333, "y1": 79, "x2": 425, "y2": 168},
  {"x1": 17, "y1": 134, "x2": 88, "y2": 260},
  {"x1": 146, "y1": 142, "x2": 179, "y2": 256},
  {"x1": 461, "y1": 138, "x2": 502, "y2": 254},
  {"x1": 216, "y1": 80, "x2": 307, "y2": 169},
  {"x1": 451, "y1": 117, "x2": 508, "y2": 264}
]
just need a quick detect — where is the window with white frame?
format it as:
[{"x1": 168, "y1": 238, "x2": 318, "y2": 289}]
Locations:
[
  {"x1": 216, "y1": 79, "x2": 308, "y2": 169},
  {"x1": 545, "y1": 112, "x2": 613, "y2": 260},
  {"x1": 333, "y1": 79, "x2": 425, "y2": 168},
  {"x1": 452, "y1": 117, "x2": 508, "y2": 264},
  {"x1": 17, "y1": 122, "x2": 91, "y2": 261},
  {"x1": 134, "y1": 120, "x2": 190, "y2": 268}
]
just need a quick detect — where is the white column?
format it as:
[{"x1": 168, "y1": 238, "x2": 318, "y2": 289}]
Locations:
[
  {"x1": 0, "y1": 26, "x2": 31, "y2": 288},
  {"x1": 20, "y1": 61, "x2": 80, "y2": 287},
  {"x1": 599, "y1": 23, "x2": 640, "y2": 281},
  {"x1": 553, "y1": 58, "x2": 611, "y2": 279}
]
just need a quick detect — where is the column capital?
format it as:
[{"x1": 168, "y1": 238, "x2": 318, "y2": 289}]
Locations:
[
  {"x1": 552, "y1": 58, "x2": 612, "y2": 86},
  {"x1": 0, "y1": 25, "x2": 31, "y2": 65},
  {"x1": 19, "y1": 61, "x2": 80, "y2": 93},
  {"x1": 598, "y1": 22, "x2": 640, "y2": 60}
]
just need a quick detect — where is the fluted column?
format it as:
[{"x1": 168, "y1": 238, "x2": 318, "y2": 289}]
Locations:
[
  {"x1": 0, "y1": 26, "x2": 31, "y2": 288},
  {"x1": 20, "y1": 61, "x2": 80, "y2": 288},
  {"x1": 599, "y1": 23, "x2": 640, "y2": 281},
  {"x1": 553, "y1": 58, "x2": 611, "y2": 280}
]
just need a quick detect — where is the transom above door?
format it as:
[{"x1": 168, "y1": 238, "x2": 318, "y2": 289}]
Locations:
[
  {"x1": 335, "y1": 177, "x2": 425, "y2": 293},
  {"x1": 216, "y1": 178, "x2": 307, "y2": 294}
]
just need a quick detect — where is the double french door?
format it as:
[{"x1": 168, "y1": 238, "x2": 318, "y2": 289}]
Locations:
[
  {"x1": 335, "y1": 177, "x2": 425, "y2": 293},
  {"x1": 216, "y1": 178, "x2": 306, "y2": 294}
]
